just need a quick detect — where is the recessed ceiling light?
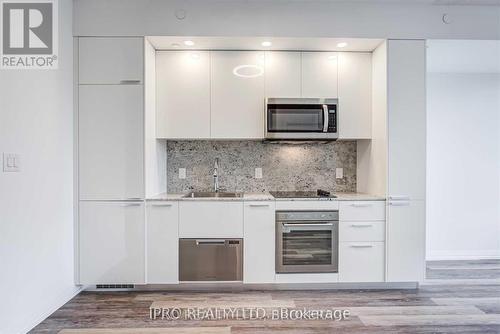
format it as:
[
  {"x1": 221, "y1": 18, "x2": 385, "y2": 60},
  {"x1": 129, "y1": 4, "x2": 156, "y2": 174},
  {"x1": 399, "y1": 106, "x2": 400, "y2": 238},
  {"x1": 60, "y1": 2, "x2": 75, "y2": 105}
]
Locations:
[
  {"x1": 190, "y1": 52, "x2": 200, "y2": 59},
  {"x1": 171, "y1": 43, "x2": 181, "y2": 48},
  {"x1": 337, "y1": 42, "x2": 348, "y2": 48},
  {"x1": 261, "y1": 41, "x2": 272, "y2": 47},
  {"x1": 184, "y1": 40, "x2": 195, "y2": 46}
]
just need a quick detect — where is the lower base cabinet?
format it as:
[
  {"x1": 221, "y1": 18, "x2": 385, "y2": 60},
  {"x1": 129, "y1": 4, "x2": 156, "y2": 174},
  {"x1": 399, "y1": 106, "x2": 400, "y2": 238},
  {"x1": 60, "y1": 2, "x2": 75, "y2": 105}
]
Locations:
[
  {"x1": 243, "y1": 202, "x2": 276, "y2": 283},
  {"x1": 339, "y1": 241, "x2": 385, "y2": 282},
  {"x1": 146, "y1": 202, "x2": 179, "y2": 284},
  {"x1": 79, "y1": 201, "x2": 145, "y2": 284}
]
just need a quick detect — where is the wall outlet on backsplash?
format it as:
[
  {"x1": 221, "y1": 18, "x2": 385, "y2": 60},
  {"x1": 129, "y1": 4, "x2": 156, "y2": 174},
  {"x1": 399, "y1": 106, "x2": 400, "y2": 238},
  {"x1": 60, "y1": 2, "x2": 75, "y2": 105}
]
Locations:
[
  {"x1": 178, "y1": 168, "x2": 186, "y2": 179},
  {"x1": 255, "y1": 168, "x2": 263, "y2": 179},
  {"x1": 336, "y1": 168, "x2": 344, "y2": 179}
]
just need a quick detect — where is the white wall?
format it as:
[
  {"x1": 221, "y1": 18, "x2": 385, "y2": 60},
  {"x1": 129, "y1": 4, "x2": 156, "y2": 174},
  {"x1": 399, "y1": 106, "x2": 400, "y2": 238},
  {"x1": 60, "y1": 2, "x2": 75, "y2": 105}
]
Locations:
[
  {"x1": 0, "y1": 0, "x2": 80, "y2": 333},
  {"x1": 426, "y1": 73, "x2": 500, "y2": 260},
  {"x1": 73, "y1": 0, "x2": 500, "y2": 40}
]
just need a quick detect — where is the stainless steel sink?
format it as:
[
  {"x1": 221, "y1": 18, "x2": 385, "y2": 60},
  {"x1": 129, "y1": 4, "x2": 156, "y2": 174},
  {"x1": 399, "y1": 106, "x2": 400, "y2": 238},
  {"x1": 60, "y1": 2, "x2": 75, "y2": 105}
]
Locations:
[{"x1": 183, "y1": 192, "x2": 243, "y2": 198}]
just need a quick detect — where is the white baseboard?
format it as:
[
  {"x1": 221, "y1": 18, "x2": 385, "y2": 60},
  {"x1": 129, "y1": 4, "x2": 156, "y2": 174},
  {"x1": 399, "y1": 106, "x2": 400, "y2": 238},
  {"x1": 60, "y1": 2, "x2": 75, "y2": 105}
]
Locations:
[
  {"x1": 426, "y1": 250, "x2": 500, "y2": 261},
  {"x1": 18, "y1": 286, "x2": 83, "y2": 334}
]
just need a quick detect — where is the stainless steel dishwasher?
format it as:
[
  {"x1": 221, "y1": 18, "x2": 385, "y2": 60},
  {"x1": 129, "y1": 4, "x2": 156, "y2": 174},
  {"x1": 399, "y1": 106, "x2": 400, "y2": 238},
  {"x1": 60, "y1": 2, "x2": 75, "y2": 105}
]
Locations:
[{"x1": 179, "y1": 239, "x2": 243, "y2": 281}]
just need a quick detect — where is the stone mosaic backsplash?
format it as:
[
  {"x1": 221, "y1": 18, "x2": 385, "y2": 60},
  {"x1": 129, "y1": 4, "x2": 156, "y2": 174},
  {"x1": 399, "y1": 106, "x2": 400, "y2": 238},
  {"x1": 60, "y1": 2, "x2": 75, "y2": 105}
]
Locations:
[{"x1": 166, "y1": 140, "x2": 357, "y2": 193}]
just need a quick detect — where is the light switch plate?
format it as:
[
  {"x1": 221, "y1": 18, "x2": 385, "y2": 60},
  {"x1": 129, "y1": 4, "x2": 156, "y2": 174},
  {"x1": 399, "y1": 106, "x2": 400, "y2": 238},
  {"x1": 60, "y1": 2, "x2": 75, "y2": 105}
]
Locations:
[
  {"x1": 178, "y1": 168, "x2": 186, "y2": 179},
  {"x1": 335, "y1": 167, "x2": 343, "y2": 179},
  {"x1": 3, "y1": 153, "x2": 20, "y2": 172},
  {"x1": 255, "y1": 168, "x2": 263, "y2": 179}
]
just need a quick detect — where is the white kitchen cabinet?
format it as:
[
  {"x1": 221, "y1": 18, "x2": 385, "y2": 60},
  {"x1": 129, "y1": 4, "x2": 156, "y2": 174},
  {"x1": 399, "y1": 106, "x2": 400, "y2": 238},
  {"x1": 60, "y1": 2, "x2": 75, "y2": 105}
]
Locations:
[
  {"x1": 386, "y1": 41, "x2": 426, "y2": 201},
  {"x1": 79, "y1": 201, "x2": 145, "y2": 284},
  {"x1": 265, "y1": 51, "x2": 301, "y2": 98},
  {"x1": 211, "y1": 51, "x2": 265, "y2": 139},
  {"x1": 386, "y1": 200, "x2": 425, "y2": 282},
  {"x1": 301, "y1": 52, "x2": 338, "y2": 98},
  {"x1": 146, "y1": 202, "x2": 179, "y2": 284},
  {"x1": 339, "y1": 201, "x2": 385, "y2": 221},
  {"x1": 79, "y1": 85, "x2": 144, "y2": 200},
  {"x1": 243, "y1": 202, "x2": 276, "y2": 283},
  {"x1": 338, "y1": 52, "x2": 372, "y2": 139},
  {"x1": 385, "y1": 40, "x2": 426, "y2": 283},
  {"x1": 339, "y1": 242, "x2": 385, "y2": 282},
  {"x1": 79, "y1": 37, "x2": 143, "y2": 85},
  {"x1": 339, "y1": 221, "x2": 385, "y2": 242},
  {"x1": 156, "y1": 51, "x2": 211, "y2": 139},
  {"x1": 179, "y1": 201, "x2": 244, "y2": 238}
]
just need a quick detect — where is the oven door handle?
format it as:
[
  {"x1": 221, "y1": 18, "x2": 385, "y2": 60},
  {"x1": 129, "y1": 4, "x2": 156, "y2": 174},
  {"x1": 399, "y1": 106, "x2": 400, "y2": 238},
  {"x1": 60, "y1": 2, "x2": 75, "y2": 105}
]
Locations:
[
  {"x1": 322, "y1": 104, "x2": 329, "y2": 132},
  {"x1": 283, "y1": 223, "x2": 333, "y2": 227},
  {"x1": 282, "y1": 222, "x2": 334, "y2": 232}
]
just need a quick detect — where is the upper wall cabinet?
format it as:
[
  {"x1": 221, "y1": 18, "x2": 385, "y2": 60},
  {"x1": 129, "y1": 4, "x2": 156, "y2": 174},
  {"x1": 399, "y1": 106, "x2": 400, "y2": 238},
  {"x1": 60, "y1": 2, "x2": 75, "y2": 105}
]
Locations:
[
  {"x1": 79, "y1": 37, "x2": 144, "y2": 85},
  {"x1": 338, "y1": 53, "x2": 372, "y2": 139},
  {"x1": 301, "y1": 52, "x2": 338, "y2": 98},
  {"x1": 265, "y1": 51, "x2": 301, "y2": 98},
  {"x1": 156, "y1": 51, "x2": 211, "y2": 139},
  {"x1": 211, "y1": 51, "x2": 265, "y2": 139}
]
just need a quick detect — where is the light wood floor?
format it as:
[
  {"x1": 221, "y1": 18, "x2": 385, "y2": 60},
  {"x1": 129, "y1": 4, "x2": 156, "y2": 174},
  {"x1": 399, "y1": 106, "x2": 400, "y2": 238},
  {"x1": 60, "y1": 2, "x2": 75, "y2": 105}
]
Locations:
[{"x1": 30, "y1": 260, "x2": 500, "y2": 333}]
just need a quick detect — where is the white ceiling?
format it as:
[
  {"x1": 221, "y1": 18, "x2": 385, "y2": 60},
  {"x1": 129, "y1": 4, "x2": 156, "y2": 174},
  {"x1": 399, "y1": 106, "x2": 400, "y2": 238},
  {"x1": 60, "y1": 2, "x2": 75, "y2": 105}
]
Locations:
[
  {"x1": 147, "y1": 36, "x2": 384, "y2": 52},
  {"x1": 427, "y1": 40, "x2": 500, "y2": 73}
]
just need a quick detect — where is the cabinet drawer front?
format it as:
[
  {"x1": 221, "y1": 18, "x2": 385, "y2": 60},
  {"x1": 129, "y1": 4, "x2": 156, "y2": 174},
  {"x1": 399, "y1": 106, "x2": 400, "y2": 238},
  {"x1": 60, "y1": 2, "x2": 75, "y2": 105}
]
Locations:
[
  {"x1": 339, "y1": 201, "x2": 385, "y2": 221},
  {"x1": 179, "y1": 201, "x2": 244, "y2": 238},
  {"x1": 339, "y1": 221, "x2": 385, "y2": 242},
  {"x1": 339, "y1": 242, "x2": 385, "y2": 282}
]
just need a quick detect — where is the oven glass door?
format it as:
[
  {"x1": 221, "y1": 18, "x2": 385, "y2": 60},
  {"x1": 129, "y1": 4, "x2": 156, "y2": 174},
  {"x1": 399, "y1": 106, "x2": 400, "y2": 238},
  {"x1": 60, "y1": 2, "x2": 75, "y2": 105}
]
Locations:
[
  {"x1": 276, "y1": 221, "x2": 338, "y2": 273},
  {"x1": 267, "y1": 104, "x2": 325, "y2": 133}
]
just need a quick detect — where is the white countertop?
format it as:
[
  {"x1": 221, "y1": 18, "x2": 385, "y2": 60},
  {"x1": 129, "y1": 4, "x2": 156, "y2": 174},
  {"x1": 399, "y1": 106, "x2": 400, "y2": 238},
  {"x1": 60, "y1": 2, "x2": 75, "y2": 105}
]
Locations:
[{"x1": 147, "y1": 192, "x2": 385, "y2": 201}]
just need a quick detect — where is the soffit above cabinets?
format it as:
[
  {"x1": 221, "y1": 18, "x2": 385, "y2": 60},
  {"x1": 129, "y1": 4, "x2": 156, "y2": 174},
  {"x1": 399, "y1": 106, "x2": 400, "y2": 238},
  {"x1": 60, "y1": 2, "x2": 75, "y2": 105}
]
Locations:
[{"x1": 147, "y1": 36, "x2": 383, "y2": 52}]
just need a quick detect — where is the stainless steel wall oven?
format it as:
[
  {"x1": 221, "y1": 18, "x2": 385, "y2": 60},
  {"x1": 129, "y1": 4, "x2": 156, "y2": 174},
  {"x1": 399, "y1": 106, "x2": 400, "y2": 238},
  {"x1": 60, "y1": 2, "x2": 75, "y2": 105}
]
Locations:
[{"x1": 276, "y1": 211, "x2": 339, "y2": 273}]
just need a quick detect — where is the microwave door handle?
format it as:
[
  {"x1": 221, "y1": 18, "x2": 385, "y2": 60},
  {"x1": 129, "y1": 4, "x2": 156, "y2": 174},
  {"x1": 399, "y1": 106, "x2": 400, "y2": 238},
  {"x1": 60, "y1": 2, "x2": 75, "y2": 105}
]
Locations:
[{"x1": 322, "y1": 105, "x2": 329, "y2": 132}]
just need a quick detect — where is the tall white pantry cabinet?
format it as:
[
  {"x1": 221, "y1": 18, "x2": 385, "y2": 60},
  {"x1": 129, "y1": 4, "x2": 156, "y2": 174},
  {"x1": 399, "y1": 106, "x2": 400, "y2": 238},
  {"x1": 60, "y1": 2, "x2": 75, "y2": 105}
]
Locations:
[{"x1": 77, "y1": 37, "x2": 147, "y2": 285}]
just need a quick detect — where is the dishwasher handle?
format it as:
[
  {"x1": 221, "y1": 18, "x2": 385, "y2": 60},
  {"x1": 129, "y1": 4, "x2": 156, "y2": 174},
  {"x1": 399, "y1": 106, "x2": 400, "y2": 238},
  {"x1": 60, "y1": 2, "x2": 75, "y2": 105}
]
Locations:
[{"x1": 196, "y1": 239, "x2": 226, "y2": 246}]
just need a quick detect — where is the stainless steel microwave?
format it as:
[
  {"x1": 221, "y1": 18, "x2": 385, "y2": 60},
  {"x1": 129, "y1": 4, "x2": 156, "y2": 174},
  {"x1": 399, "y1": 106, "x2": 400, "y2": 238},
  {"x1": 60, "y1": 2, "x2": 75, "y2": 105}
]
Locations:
[{"x1": 265, "y1": 98, "x2": 338, "y2": 140}]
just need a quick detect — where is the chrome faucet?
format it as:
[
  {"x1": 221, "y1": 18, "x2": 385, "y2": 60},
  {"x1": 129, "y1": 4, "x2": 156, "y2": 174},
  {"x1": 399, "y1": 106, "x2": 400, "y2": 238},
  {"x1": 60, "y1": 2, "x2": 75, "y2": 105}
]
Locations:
[{"x1": 213, "y1": 158, "x2": 220, "y2": 192}]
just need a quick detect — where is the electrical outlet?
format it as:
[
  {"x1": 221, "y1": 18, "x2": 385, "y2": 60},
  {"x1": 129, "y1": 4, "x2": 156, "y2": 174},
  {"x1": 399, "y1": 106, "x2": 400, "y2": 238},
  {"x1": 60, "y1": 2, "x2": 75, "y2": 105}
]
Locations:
[
  {"x1": 335, "y1": 167, "x2": 343, "y2": 179},
  {"x1": 178, "y1": 168, "x2": 186, "y2": 179},
  {"x1": 3, "y1": 153, "x2": 20, "y2": 172},
  {"x1": 255, "y1": 168, "x2": 263, "y2": 179}
]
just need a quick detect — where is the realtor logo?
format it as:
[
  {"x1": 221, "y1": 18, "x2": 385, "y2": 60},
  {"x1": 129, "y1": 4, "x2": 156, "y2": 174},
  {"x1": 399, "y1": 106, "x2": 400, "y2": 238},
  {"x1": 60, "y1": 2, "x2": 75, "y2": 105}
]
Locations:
[{"x1": 1, "y1": 0, "x2": 58, "y2": 69}]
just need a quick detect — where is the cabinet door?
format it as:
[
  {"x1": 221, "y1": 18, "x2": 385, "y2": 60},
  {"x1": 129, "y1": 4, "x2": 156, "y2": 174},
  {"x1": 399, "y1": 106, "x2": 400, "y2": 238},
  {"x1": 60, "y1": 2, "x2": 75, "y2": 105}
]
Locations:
[
  {"x1": 156, "y1": 51, "x2": 211, "y2": 139},
  {"x1": 79, "y1": 201, "x2": 145, "y2": 284},
  {"x1": 79, "y1": 37, "x2": 143, "y2": 84},
  {"x1": 146, "y1": 202, "x2": 179, "y2": 284},
  {"x1": 79, "y1": 85, "x2": 144, "y2": 200},
  {"x1": 211, "y1": 51, "x2": 265, "y2": 139},
  {"x1": 339, "y1": 242, "x2": 385, "y2": 282},
  {"x1": 338, "y1": 52, "x2": 372, "y2": 139},
  {"x1": 387, "y1": 40, "x2": 426, "y2": 200},
  {"x1": 265, "y1": 52, "x2": 301, "y2": 98},
  {"x1": 301, "y1": 52, "x2": 338, "y2": 98},
  {"x1": 243, "y1": 202, "x2": 275, "y2": 283},
  {"x1": 386, "y1": 200, "x2": 425, "y2": 282},
  {"x1": 179, "y1": 201, "x2": 244, "y2": 238},
  {"x1": 386, "y1": 39, "x2": 426, "y2": 283}
]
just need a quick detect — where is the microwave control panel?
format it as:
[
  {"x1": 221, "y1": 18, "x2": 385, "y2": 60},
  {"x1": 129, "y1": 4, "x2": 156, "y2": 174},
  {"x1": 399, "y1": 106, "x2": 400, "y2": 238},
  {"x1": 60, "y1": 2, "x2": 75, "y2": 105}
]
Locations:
[{"x1": 327, "y1": 105, "x2": 337, "y2": 133}]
